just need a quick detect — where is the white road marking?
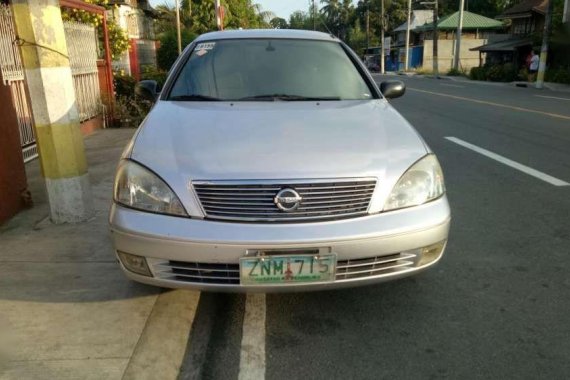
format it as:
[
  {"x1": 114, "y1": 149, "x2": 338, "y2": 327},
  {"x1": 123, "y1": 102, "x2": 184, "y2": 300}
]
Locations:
[
  {"x1": 440, "y1": 83, "x2": 465, "y2": 88},
  {"x1": 445, "y1": 137, "x2": 570, "y2": 187},
  {"x1": 535, "y1": 95, "x2": 570, "y2": 101},
  {"x1": 238, "y1": 294, "x2": 266, "y2": 380}
]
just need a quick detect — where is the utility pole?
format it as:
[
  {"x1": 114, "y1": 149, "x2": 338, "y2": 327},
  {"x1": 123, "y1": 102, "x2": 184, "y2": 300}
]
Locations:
[
  {"x1": 433, "y1": 0, "x2": 439, "y2": 76},
  {"x1": 453, "y1": 0, "x2": 465, "y2": 71},
  {"x1": 214, "y1": 0, "x2": 224, "y2": 30},
  {"x1": 12, "y1": 0, "x2": 93, "y2": 223},
  {"x1": 313, "y1": 0, "x2": 316, "y2": 30},
  {"x1": 380, "y1": 0, "x2": 385, "y2": 74},
  {"x1": 175, "y1": 0, "x2": 181, "y2": 54},
  {"x1": 404, "y1": 0, "x2": 412, "y2": 71},
  {"x1": 536, "y1": 0, "x2": 554, "y2": 88},
  {"x1": 366, "y1": 2, "x2": 370, "y2": 50}
]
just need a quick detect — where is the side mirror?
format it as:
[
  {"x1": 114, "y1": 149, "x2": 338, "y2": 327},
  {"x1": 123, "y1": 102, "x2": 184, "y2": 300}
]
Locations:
[
  {"x1": 380, "y1": 80, "x2": 406, "y2": 99},
  {"x1": 135, "y1": 80, "x2": 159, "y2": 103}
]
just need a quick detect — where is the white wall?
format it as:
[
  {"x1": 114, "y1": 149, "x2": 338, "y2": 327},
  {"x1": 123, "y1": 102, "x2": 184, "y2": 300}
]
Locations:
[{"x1": 423, "y1": 39, "x2": 486, "y2": 72}]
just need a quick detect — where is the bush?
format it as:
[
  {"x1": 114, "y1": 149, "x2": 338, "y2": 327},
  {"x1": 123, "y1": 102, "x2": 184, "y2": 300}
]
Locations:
[
  {"x1": 447, "y1": 67, "x2": 466, "y2": 76},
  {"x1": 470, "y1": 64, "x2": 517, "y2": 82},
  {"x1": 518, "y1": 67, "x2": 529, "y2": 81},
  {"x1": 157, "y1": 29, "x2": 198, "y2": 71},
  {"x1": 414, "y1": 67, "x2": 433, "y2": 75},
  {"x1": 501, "y1": 63, "x2": 518, "y2": 82},
  {"x1": 486, "y1": 65, "x2": 504, "y2": 81},
  {"x1": 114, "y1": 96, "x2": 152, "y2": 128},
  {"x1": 113, "y1": 72, "x2": 137, "y2": 98},
  {"x1": 469, "y1": 66, "x2": 487, "y2": 81},
  {"x1": 140, "y1": 66, "x2": 168, "y2": 89},
  {"x1": 545, "y1": 67, "x2": 570, "y2": 84}
]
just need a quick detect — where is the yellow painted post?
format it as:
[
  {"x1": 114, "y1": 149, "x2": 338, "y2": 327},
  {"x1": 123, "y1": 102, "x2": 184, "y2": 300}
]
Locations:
[{"x1": 12, "y1": 0, "x2": 92, "y2": 223}]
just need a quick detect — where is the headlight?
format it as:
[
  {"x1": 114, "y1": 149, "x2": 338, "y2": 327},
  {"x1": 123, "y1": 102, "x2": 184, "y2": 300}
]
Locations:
[
  {"x1": 384, "y1": 154, "x2": 445, "y2": 212},
  {"x1": 114, "y1": 160, "x2": 188, "y2": 216}
]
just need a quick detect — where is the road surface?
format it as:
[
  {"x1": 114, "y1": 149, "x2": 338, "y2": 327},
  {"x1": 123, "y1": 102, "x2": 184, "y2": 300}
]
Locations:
[{"x1": 180, "y1": 76, "x2": 570, "y2": 380}]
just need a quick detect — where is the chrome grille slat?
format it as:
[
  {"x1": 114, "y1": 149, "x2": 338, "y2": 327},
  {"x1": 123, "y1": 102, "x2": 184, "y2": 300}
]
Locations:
[
  {"x1": 336, "y1": 253, "x2": 415, "y2": 269},
  {"x1": 193, "y1": 179, "x2": 377, "y2": 223},
  {"x1": 199, "y1": 211, "x2": 369, "y2": 222},
  {"x1": 335, "y1": 253, "x2": 417, "y2": 280},
  {"x1": 202, "y1": 207, "x2": 368, "y2": 216},
  {"x1": 202, "y1": 201, "x2": 370, "y2": 211},
  {"x1": 151, "y1": 251, "x2": 417, "y2": 285}
]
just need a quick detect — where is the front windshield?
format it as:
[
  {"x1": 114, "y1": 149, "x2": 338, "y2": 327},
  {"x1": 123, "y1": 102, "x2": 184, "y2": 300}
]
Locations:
[{"x1": 168, "y1": 38, "x2": 375, "y2": 101}]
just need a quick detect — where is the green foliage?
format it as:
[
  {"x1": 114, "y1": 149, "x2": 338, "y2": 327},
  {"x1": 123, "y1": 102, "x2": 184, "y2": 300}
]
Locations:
[
  {"x1": 470, "y1": 63, "x2": 517, "y2": 82},
  {"x1": 447, "y1": 68, "x2": 466, "y2": 76},
  {"x1": 545, "y1": 68, "x2": 570, "y2": 84},
  {"x1": 346, "y1": 20, "x2": 367, "y2": 54},
  {"x1": 518, "y1": 67, "x2": 529, "y2": 81},
  {"x1": 61, "y1": 1, "x2": 129, "y2": 60},
  {"x1": 113, "y1": 72, "x2": 137, "y2": 98},
  {"x1": 141, "y1": 66, "x2": 168, "y2": 87},
  {"x1": 156, "y1": 29, "x2": 197, "y2": 71},
  {"x1": 114, "y1": 95, "x2": 153, "y2": 128},
  {"x1": 469, "y1": 66, "x2": 487, "y2": 81},
  {"x1": 270, "y1": 17, "x2": 288, "y2": 29}
]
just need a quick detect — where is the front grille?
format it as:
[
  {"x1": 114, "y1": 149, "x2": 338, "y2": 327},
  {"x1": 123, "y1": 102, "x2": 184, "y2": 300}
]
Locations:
[
  {"x1": 336, "y1": 253, "x2": 416, "y2": 280},
  {"x1": 192, "y1": 179, "x2": 377, "y2": 222},
  {"x1": 151, "y1": 252, "x2": 417, "y2": 286},
  {"x1": 153, "y1": 260, "x2": 240, "y2": 284}
]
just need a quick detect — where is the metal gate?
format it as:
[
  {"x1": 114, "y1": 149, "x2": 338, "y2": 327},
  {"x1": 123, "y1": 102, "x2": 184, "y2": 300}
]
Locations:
[
  {"x1": 64, "y1": 21, "x2": 103, "y2": 123},
  {"x1": 0, "y1": 4, "x2": 37, "y2": 163}
]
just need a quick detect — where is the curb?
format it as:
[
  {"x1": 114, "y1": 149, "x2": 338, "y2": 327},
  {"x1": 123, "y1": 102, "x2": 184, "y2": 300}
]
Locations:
[{"x1": 122, "y1": 290, "x2": 200, "y2": 380}]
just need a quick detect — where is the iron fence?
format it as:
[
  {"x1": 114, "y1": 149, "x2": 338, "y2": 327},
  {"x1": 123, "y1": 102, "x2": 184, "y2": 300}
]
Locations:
[{"x1": 63, "y1": 21, "x2": 103, "y2": 123}]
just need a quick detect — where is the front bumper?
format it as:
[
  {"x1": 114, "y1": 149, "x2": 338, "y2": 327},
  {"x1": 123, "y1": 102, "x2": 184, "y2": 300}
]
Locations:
[{"x1": 109, "y1": 197, "x2": 451, "y2": 292}]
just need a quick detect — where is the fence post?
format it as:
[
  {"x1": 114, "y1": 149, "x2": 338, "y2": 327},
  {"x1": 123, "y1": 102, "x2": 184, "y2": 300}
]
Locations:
[{"x1": 12, "y1": 0, "x2": 93, "y2": 223}]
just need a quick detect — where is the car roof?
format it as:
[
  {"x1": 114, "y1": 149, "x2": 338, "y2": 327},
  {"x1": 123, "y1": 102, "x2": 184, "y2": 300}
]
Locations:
[{"x1": 194, "y1": 29, "x2": 339, "y2": 42}]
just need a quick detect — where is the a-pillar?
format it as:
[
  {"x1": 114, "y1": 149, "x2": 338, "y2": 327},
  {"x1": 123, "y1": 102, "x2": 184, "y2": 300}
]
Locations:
[{"x1": 12, "y1": 0, "x2": 92, "y2": 223}]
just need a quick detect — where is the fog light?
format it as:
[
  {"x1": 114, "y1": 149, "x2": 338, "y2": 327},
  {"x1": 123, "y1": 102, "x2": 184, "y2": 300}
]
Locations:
[
  {"x1": 417, "y1": 240, "x2": 447, "y2": 266},
  {"x1": 117, "y1": 251, "x2": 152, "y2": 277}
]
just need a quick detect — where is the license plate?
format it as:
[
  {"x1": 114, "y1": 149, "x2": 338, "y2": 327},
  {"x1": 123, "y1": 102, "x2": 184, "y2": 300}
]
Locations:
[{"x1": 240, "y1": 254, "x2": 336, "y2": 285}]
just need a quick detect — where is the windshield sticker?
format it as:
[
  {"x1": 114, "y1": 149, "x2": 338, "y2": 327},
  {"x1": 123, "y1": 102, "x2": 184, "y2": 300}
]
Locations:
[{"x1": 195, "y1": 42, "x2": 215, "y2": 57}]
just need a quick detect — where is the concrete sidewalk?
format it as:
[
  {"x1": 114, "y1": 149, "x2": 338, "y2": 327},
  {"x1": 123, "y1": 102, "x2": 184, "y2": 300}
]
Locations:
[{"x1": 0, "y1": 129, "x2": 199, "y2": 380}]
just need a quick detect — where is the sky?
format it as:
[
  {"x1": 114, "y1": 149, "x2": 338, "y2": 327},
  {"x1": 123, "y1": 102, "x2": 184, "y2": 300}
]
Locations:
[
  {"x1": 256, "y1": 0, "x2": 311, "y2": 19},
  {"x1": 148, "y1": 0, "x2": 314, "y2": 20}
]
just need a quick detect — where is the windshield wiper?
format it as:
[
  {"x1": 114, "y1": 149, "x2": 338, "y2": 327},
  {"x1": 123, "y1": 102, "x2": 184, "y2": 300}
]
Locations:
[
  {"x1": 237, "y1": 94, "x2": 341, "y2": 101},
  {"x1": 169, "y1": 94, "x2": 221, "y2": 101}
]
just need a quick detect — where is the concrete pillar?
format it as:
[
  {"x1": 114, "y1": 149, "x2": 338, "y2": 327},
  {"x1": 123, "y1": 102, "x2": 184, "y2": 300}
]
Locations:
[{"x1": 12, "y1": 0, "x2": 92, "y2": 223}]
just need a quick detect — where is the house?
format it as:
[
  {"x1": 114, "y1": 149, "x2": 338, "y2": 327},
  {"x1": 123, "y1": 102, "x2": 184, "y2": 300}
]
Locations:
[
  {"x1": 471, "y1": 0, "x2": 546, "y2": 68},
  {"x1": 108, "y1": 0, "x2": 158, "y2": 80},
  {"x1": 415, "y1": 11, "x2": 505, "y2": 72},
  {"x1": 393, "y1": 10, "x2": 433, "y2": 48},
  {"x1": 392, "y1": 10, "x2": 433, "y2": 70}
]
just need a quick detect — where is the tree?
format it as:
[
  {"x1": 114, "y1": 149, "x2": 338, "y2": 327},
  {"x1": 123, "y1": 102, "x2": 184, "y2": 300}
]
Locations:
[
  {"x1": 289, "y1": 10, "x2": 311, "y2": 29},
  {"x1": 270, "y1": 17, "x2": 289, "y2": 29},
  {"x1": 156, "y1": 29, "x2": 197, "y2": 70}
]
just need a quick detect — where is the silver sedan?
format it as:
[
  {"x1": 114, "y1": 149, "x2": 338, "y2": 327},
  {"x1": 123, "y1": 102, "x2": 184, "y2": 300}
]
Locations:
[{"x1": 109, "y1": 29, "x2": 450, "y2": 292}]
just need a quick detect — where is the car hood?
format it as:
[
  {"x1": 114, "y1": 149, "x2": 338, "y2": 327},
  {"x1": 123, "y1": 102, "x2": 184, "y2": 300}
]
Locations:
[{"x1": 130, "y1": 100, "x2": 429, "y2": 212}]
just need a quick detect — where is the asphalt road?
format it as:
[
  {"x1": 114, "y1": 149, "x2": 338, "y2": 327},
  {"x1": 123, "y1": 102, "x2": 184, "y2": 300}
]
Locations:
[{"x1": 180, "y1": 76, "x2": 570, "y2": 380}]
